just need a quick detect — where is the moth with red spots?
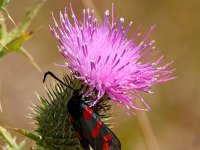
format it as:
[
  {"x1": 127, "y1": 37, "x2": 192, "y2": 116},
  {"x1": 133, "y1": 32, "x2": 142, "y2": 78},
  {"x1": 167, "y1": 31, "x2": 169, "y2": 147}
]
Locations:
[{"x1": 43, "y1": 71, "x2": 121, "y2": 150}]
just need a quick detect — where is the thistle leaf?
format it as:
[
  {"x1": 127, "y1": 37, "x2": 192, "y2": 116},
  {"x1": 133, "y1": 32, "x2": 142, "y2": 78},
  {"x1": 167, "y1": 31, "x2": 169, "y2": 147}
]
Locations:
[
  {"x1": 0, "y1": 0, "x2": 46, "y2": 72},
  {"x1": 19, "y1": 47, "x2": 42, "y2": 72},
  {"x1": 0, "y1": 0, "x2": 16, "y2": 26},
  {"x1": 0, "y1": 0, "x2": 10, "y2": 11},
  {"x1": 14, "y1": 128, "x2": 41, "y2": 143},
  {"x1": 0, "y1": 31, "x2": 32, "y2": 56},
  {"x1": 0, "y1": 126, "x2": 25, "y2": 150}
]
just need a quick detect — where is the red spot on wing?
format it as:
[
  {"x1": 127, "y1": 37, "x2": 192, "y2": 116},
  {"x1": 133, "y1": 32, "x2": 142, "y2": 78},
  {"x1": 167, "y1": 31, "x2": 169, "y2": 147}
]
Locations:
[
  {"x1": 91, "y1": 120, "x2": 102, "y2": 138},
  {"x1": 103, "y1": 134, "x2": 112, "y2": 150},
  {"x1": 83, "y1": 105, "x2": 93, "y2": 120},
  {"x1": 104, "y1": 134, "x2": 112, "y2": 142},
  {"x1": 103, "y1": 142, "x2": 109, "y2": 150}
]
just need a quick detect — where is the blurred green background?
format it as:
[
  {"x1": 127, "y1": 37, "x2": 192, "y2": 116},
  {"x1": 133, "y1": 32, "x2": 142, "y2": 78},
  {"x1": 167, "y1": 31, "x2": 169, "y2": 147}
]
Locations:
[{"x1": 0, "y1": 0, "x2": 200, "y2": 149}]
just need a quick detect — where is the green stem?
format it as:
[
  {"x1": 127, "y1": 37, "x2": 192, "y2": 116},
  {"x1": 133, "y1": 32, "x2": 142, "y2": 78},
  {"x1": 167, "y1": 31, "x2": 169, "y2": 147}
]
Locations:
[
  {"x1": 0, "y1": 13, "x2": 7, "y2": 40},
  {"x1": 8, "y1": 0, "x2": 46, "y2": 41}
]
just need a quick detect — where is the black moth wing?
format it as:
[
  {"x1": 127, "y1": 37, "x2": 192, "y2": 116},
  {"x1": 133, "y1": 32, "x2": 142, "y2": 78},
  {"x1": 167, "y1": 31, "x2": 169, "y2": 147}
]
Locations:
[
  {"x1": 67, "y1": 91, "x2": 90, "y2": 150},
  {"x1": 79, "y1": 103, "x2": 121, "y2": 150},
  {"x1": 68, "y1": 113, "x2": 90, "y2": 150}
]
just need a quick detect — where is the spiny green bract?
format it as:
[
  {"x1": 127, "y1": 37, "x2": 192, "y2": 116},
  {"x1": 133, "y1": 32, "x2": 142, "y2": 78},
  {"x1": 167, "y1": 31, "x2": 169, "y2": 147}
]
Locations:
[
  {"x1": 32, "y1": 74, "x2": 112, "y2": 150},
  {"x1": 34, "y1": 75, "x2": 82, "y2": 150}
]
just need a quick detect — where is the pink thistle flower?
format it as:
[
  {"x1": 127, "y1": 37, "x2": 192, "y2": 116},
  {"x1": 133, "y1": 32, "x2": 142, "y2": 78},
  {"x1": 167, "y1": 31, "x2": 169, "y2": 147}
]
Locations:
[{"x1": 50, "y1": 4, "x2": 175, "y2": 112}]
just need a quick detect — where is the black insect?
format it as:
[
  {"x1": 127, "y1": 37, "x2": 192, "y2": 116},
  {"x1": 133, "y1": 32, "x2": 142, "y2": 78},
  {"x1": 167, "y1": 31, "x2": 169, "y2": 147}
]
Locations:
[{"x1": 43, "y1": 71, "x2": 121, "y2": 150}]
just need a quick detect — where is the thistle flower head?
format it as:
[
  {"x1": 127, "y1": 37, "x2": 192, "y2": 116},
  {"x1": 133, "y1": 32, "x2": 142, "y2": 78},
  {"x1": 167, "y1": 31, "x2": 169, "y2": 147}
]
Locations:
[{"x1": 50, "y1": 4, "x2": 175, "y2": 112}]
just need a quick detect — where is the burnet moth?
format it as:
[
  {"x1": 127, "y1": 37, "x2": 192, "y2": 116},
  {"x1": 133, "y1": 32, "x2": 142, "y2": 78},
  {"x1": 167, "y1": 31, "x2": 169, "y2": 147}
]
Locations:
[{"x1": 43, "y1": 71, "x2": 121, "y2": 150}]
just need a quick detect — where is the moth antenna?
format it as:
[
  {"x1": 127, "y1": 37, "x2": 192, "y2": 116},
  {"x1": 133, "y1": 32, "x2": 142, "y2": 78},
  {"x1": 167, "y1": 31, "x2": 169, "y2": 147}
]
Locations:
[{"x1": 43, "y1": 71, "x2": 75, "y2": 91}]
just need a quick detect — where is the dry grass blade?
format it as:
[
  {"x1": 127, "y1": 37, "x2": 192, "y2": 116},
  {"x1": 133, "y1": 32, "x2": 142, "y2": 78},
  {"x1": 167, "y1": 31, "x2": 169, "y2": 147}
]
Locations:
[
  {"x1": 136, "y1": 101, "x2": 160, "y2": 150},
  {"x1": 0, "y1": 80, "x2": 2, "y2": 113}
]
